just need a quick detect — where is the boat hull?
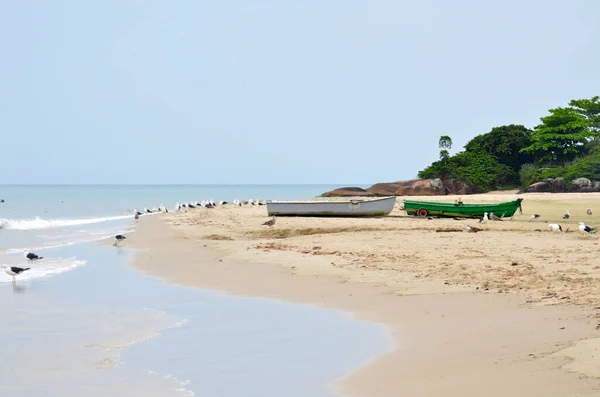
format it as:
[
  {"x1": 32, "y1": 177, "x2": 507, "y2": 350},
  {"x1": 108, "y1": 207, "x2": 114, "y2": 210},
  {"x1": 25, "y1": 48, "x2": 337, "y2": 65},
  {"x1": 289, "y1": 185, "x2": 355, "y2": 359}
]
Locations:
[
  {"x1": 403, "y1": 198, "x2": 523, "y2": 218},
  {"x1": 266, "y1": 196, "x2": 396, "y2": 217}
]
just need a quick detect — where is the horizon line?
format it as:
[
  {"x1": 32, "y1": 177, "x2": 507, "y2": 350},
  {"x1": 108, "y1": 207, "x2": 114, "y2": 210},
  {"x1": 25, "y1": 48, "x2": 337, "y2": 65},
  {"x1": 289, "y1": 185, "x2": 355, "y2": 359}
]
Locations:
[{"x1": 0, "y1": 183, "x2": 376, "y2": 186}]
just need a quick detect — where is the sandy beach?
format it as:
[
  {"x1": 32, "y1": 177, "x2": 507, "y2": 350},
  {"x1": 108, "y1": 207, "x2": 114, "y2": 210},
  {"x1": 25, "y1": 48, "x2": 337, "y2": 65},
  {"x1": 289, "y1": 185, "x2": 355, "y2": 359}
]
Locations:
[{"x1": 129, "y1": 192, "x2": 600, "y2": 396}]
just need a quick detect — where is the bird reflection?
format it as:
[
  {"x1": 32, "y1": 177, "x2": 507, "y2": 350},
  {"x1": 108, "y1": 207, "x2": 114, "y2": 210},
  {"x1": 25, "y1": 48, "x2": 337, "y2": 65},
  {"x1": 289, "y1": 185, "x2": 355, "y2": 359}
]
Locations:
[{"x1": 12, "y1": 283, "x2": 27, "y2": 293}]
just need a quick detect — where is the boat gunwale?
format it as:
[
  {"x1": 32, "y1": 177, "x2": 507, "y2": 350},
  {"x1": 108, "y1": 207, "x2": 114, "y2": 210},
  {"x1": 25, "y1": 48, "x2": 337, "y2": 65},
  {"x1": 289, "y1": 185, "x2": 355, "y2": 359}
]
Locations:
[
  {"x1": 266, "y1": 196, "x2": 396, "y2": 204},
  {"x1": 402, "y1": 198, "x2": 522, "y2": 208}
]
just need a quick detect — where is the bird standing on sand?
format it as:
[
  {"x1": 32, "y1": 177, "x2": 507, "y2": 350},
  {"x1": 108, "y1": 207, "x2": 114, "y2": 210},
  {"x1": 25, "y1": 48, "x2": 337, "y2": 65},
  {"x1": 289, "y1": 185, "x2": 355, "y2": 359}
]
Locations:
[
  {"x1": 1, "y1": 265, "x2": 30, "y2": 283},
  {"x1": 262, "y1": 216, "x2": 276, "y2": 227},
  {"x1": 578, "y1": 222, "x2": 596, "y2": 234},
  {"x1": 479, "y1": 212, "x2": 489, "y2": 223},
  {"x1": 466, "y1": 225, "x2": 482, "y2": 233},
  {"x1": 529, "y1": 213, "x2": 540, "y2": 221},
  {"x1": 587, "y1": 206, "x2": 593, "y2": 216},
  {"x1": 134, "y1": 213, "x2": 140, "y2": 220},
  {"x1": 489, "y1": 212, "x2": 502, "y2": 221},
  {"x1": 563, "y1": 209, "x2": 570, "y2": 219},
  {"x1": 548, "y1": 223, "x2": 563, "y2": 232},
  {"x1": 24, "y1": 250, "x2": 43, "y2": 262},
  {"x1": 114, "y1": 235, "x2": 127, "y2": 246}
]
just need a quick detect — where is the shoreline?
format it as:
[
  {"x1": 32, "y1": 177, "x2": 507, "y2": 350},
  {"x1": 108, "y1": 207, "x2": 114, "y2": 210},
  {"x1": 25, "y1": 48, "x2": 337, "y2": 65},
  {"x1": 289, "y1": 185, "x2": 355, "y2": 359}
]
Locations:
[{"x1": 128, "y1": 193, "x2": 600, "y2": 396}]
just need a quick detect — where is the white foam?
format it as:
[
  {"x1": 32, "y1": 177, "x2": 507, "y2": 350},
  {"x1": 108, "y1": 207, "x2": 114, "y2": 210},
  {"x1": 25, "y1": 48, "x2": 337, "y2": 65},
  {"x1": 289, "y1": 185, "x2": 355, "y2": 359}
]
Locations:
[
  {"x1": 0, "y1": 215, "x2": 135, "y2": 231},
  {"x1": 0, "y1": 258, "x2": 87, "y2": 284},
  {"x1": 143, "y1": 370, "x2": 195, "y2": 397},
  {"x1": 0, "y1": 229, "x2": 135, "y2": 255}
]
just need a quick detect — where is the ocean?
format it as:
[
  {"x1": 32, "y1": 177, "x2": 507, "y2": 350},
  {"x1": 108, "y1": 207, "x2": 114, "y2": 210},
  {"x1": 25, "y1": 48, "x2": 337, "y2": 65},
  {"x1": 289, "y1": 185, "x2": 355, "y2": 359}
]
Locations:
[{"x1": 0, "y1": 185, "x2": 389, "y2": 397}]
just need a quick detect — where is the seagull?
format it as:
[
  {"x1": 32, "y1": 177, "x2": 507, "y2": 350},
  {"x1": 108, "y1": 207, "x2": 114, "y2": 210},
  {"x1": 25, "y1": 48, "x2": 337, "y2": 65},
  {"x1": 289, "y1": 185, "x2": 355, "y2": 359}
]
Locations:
[
  {"x1": 262, "y1": 216, "x2": 276, "y2": 227},
  {"x1": 114, "y1": 234, "x2": 127, "y2": 246},
  {"x1": 563, "y1": 209, "x2": 570, "y2": 219},
  {"x1": 548, "y1": 223, "x2": 563, "y2": 232},
  {"x1": 529, "y1": 213, "x2": 540, "y2": 221},
  {"x1": 134, "y1": 213, "x2": 140, "y2": 220},
  {"x1": 587, "y1": 206, "x2": 593, "y2": 216},
  {"x1": 578, "y1": 222, "x2": 596, "y2": 234},
  {"x1": 1, "y1": 265, "x2": 30, "y2": 283},
  {"x1": 466, "y1": 225, "x2": 482, "y2": 233},
  {"x1": 479, "y1": 212, "x2": 489, "y2": 223},
  {"x1": 489, "y1": 212, "x2": 502, "y2": 221},
  {"x1": 24, "y1": 250, "x2": 43, "y2": 262}
]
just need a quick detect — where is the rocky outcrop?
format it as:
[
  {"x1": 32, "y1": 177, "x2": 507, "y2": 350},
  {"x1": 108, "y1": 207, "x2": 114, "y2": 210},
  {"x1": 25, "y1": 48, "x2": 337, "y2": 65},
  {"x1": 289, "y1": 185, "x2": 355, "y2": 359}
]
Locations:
[
  {"x1": 443, "y1": 178, "x2": 470, "y2": 195},
  {"x1": 321, "y1": 178, "x2": 468, "y2": 197},
  {"x1": 321, "y1": 187, "x2": 374, "y2": 197},
  {"x1": 571, "y1": 178, "x2": 594, "y2": 192},
  {"x1": 520, "y1": 177, "x2": 600, "y2": 193}
]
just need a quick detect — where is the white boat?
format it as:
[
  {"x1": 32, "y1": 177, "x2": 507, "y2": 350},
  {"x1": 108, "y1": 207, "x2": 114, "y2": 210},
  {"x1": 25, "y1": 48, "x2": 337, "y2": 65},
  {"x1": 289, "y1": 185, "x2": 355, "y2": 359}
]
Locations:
[{"x1": 266, "y1": 196, "x2": 396, "y2": 217}]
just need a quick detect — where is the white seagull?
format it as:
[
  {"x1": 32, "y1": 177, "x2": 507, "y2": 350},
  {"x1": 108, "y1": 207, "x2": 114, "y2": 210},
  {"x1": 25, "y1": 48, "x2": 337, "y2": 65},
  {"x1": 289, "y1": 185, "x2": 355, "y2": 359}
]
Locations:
[
  {"x1": 479, "y1": 212, "x2": 489, "y2": 223},
  {"x1": 563, "y1": 209, "x2": 570, "y2": 219},
  {"x1": 548, "y1": 223, "x2": 563, "y2": 232},
  {"x1": 578, "y1": 222, "x2": 596, "y2": 234},
  {"x1": 529, "y1": 213, "x2": 540, "y2": 221},
  {"x1": 587, "y1": 206, "x2": 593, "y2": 216},
  {"x1": 1, "y1": 265, "x2": 30, "y2": 283}
]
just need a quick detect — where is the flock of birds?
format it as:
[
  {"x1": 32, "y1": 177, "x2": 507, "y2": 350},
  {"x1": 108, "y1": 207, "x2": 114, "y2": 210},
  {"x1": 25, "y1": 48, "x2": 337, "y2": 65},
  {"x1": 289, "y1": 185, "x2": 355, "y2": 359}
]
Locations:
[
  {"x1": 466, "y1": 205, "x2": 596, "y2": 234},
  {"x1": 2, "y1": 198, "x2": 270, "y2": 283},
  {"x1": 133, "y1": 199, "x2": 267, "y2": 218}
]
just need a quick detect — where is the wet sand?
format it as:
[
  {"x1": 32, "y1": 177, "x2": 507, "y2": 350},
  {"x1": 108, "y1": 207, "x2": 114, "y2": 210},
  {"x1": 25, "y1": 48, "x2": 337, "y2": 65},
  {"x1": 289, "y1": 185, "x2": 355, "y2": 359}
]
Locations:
[{"x1": 129, "y1": 192, "x2": 600, "y2": 396}]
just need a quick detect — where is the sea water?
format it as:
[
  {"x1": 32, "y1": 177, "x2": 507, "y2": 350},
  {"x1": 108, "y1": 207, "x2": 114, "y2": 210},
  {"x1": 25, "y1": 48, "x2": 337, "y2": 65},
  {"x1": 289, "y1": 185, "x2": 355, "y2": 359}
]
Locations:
[{"x1": 0, "y1": 185, "x2": 389, "y2": 397}]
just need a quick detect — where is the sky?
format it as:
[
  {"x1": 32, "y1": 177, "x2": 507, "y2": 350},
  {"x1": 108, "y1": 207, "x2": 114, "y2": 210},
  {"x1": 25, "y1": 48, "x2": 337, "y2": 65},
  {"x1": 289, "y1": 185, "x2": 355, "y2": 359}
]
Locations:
[{"x1": 1, "y1": 0, "x2": 598, "y2": 185}]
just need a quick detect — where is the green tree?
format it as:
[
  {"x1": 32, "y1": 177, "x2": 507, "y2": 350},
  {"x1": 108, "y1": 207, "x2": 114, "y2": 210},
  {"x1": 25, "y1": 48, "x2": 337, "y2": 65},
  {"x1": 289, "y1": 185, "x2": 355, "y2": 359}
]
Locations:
[
  {"x1": 520, "y1": 107, "x2": 592, "y2": 165},
  {"x1": 463, "y1": 125, "x2": 533, "y2": 173},
  {"x1": 419, "y1": 151, "x2": 513, "y2": 192},
  {"x1": 569, "y1": 96, "x2": 600, "y2": 134},
  {"x1": 438, "y1": 135, "x2": 452, "y2": 160}
]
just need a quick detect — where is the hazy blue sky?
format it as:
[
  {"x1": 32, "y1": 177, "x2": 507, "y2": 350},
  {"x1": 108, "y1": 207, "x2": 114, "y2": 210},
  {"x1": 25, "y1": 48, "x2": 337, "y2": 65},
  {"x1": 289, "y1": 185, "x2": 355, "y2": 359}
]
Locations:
[{"x1": 1, "y1": 1, "x2": 598, "y2": 184}]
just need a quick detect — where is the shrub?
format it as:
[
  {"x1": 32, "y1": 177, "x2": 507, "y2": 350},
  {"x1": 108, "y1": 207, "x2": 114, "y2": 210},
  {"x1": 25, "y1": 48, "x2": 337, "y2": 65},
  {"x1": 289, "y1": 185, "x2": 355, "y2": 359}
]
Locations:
[
  {"x1": 562, "y1": 152, "x2": 600, "y2": 181},
  {"x1": 519, "y1": 163, "x2": 538, "y2": 187}
]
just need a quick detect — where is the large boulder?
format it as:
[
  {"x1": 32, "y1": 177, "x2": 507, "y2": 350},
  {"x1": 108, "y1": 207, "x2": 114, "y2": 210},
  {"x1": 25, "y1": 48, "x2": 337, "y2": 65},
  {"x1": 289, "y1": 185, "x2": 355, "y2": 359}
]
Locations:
[
  {"x1": 520, "y1": 178, "x2": 567, "y2": 193},
  {"x1": 368, "y1": 178, "x2": 446, "y2": 196},
  {"x1": 366, "y1": 182, "x2": 405, "y2": 196},
  {"x1": 521, "y1": 178, "x2": 555, "y2": 193},
  {"x1": 442, "y1": 178, "x2": 469, "y2": 195},
  {"x1": 552, "y1": 177, "x2": 567, "y2": 192},
  {"x1": 571, "y1": 178, "x2": 594, "y2": 192},
  {"x1": 320, "y1": 187, "x2": 373, "y2": 197},
  {"x1": 320, "y1": 178, "x2": 448, "y2": 197}
]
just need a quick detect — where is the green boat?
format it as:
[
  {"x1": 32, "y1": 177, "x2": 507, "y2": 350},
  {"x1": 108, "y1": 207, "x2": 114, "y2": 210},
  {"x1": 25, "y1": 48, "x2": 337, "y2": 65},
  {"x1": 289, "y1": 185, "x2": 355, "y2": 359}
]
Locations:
[{"x1": 403, "y1": 198, "x2": 523, "y2": 219}]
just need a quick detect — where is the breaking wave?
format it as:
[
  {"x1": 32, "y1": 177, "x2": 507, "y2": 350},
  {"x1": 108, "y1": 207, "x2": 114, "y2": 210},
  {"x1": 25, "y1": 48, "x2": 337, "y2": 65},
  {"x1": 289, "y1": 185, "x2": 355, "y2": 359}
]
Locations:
[{"x1": 0, "y1": 215, "x2": 135, "y2": 231}]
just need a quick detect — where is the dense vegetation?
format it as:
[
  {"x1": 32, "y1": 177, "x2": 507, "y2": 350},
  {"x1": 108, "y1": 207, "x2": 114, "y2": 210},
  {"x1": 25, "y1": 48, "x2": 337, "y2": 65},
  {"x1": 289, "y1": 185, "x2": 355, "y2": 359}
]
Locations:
[{"x1": 418, "y1": 96, "x2": 600, "y2": 192}]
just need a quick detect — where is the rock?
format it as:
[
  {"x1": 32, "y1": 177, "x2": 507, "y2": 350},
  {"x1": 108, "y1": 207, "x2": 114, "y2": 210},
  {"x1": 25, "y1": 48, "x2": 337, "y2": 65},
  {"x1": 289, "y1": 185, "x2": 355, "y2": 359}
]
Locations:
[
  {"x1": 520, "y1": 177, "x2": 600, "y2": 193},
  {"x1": 552, "y1": 177, "x2": 567, "y2": 192},
  {"x1": 571, "y1": 178, "x2": 594, "y2": 192},
  {"x1": 322, "y1": 178, "x2": 469, "y2": 197},
  {"x1": 320, "y1": 187, "x2": 373, "y2": 197},
  {"x1": 443, "y1": 178, "x2": 469, "y2": 195},
  {"x1": 369, "y1": 178, "x2": 446, "y2": 196},
  {"x1": 367, "y1": 182, "x2": 405, "y2": 196},
  {"x1": 522, "y1": 180, "x2": 555, "y2": 193}
]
